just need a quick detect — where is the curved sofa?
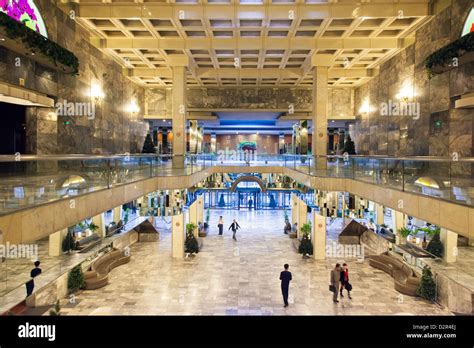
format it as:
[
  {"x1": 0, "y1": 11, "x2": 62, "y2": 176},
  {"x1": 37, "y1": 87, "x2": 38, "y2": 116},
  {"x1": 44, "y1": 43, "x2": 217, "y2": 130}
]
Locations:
[
  {"x1": 369, "y1": 252, "x2": 421, "y2": 296},
  {"x1": 84, "y1": 249, "x2": 131, "y2": 290}
]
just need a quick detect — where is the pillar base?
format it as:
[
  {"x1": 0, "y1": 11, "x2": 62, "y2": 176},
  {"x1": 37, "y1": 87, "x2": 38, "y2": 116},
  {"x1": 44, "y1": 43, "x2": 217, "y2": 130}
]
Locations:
[{"x1": 172, "y1": 156, "x2": 185, "y2": 169}]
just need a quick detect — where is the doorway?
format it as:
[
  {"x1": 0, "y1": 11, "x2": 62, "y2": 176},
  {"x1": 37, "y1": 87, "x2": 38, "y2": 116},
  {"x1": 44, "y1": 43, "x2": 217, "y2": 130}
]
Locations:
[{"x1": 0, "y1": 102, "x2": 26, "y2": 154}]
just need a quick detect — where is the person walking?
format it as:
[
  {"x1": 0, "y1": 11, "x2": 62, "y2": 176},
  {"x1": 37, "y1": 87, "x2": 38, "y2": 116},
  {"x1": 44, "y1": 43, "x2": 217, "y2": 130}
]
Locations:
[
  {"x1": 25, "y1": 261, "x2": 42, "y2": 297},
  {"x1": 228, "y1": 219, "x2": 241, "y2": 241},
  {"x1": 218, "y1": 216, "x2": 224, "y2": 236},
  {"x1": 330, "y1": 263, "x2": 341, "y2": 303},
  {"x1": 279, "y1": 264, "x2": 292, "y2": 307},
  {"x1": 339, "y1": 263, "x2": 352, "y2": 299}
]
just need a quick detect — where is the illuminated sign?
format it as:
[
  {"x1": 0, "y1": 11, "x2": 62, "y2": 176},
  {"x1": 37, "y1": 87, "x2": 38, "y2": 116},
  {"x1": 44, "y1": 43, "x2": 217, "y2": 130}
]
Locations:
[
  {"x1": 461, "y1": 8, "x2": 474, "y2": 37},
  {"x1": 0, "y1": 0, "x2": 48, "y2": 38}
]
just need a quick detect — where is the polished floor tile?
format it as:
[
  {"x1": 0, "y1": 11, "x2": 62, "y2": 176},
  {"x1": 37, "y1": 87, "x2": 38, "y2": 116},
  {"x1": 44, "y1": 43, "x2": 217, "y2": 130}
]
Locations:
[{"x1": 59, "y1": 210, "x2": 449, "y2": 316}]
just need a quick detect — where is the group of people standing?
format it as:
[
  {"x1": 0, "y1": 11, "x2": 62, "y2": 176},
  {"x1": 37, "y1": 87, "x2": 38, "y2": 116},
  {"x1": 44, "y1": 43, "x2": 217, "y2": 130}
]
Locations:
[
  {"x1": 330, "y1": 263, "x2": 352, "y2": 303},
  {"x1": 279, "y1": 263, "x2": 352, "y2": 307},
  {"x1": 217, "y1": 216, "x2": 241, "y2": 241}
]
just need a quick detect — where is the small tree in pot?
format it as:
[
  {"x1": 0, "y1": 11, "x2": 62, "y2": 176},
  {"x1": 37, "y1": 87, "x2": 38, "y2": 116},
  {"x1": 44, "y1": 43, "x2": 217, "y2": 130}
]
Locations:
[
  {"x1": 68, "y1": 265, "x2": 85, "y2": 294},
  {"x1": 426, "y1": 232, "x2": 443, "y2": 257},
  {"x1": 185, "y1": 223, "x2": 199, "y2": 254},
  {"x1": 62, "y1": 231, "x2": 76, "y2": 253},
  {"x1": 416, "y1": 266, "x2": 436, "y2": 301},
  {"x1": 298, "y1": 222, "x2": 313, "y2": 256}
]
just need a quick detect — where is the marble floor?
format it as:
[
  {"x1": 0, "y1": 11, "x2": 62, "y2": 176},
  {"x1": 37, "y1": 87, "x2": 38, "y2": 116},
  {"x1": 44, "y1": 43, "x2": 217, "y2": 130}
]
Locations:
[{"x1": 59, "y1": 209, "x2": 449, "y2": 316}]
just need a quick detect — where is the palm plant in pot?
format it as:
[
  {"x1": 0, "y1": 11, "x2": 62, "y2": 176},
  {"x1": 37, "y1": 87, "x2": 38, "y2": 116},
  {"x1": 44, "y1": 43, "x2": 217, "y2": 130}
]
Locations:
[{"x1": 298, "y1": 222, "x2": 313, "y2": 257}]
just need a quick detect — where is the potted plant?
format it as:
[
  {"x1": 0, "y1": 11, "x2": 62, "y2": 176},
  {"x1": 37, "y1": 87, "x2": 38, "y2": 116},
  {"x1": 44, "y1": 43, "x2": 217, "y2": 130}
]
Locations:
[
  {"x1": 398, "y1": 227, "x2": 412, "y2": 240},
  {"x1": 426, "y1": 232, "x2": 443, "y2": 258},
  {"x1": 298, "y1": 222, "x2": 313, "y2": 257},
  {"x1": 49, "y1": 300, "x2": 61, "y2": 316},
  {"x1": 88, "y1": 222, "x2": 99, "y2": 234},
  {"x1": 416, "y1": 266, "x2": 436, "y2": 301},
  {"x1": 62, "y1": 231, "x2": 76, "y2": 253},
  {"x1": 68, "y1": 265, "x2": 85, "y2": 294},
  {"x1": 185, "y1": 223, "x2": 199, "y2": 254}
]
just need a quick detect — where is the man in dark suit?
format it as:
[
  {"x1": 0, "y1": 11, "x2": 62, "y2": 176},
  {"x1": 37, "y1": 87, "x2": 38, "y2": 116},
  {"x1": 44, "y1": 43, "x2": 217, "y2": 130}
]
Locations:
[
  {"x1": 279, "y1": 264, "x2": 292, "y2": 307},
  {"x1": 25, "y1": 261, "x2": 42, "y2": 297}
]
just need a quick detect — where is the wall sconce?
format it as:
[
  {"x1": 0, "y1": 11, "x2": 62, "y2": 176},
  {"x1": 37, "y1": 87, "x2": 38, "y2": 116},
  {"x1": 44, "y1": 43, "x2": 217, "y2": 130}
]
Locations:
[
  {"x1": 396, "y1": 85, "x2": 414, "y2": 103},
  {"x1": 90, "y1": 84, "x2": 104, "y2": 104},
  {"x1": 359, "y1": 100, "x2": 371, "y2": 114},
  {"x1": 128, "y1": 100, "x2": 140, "y2": 114}
]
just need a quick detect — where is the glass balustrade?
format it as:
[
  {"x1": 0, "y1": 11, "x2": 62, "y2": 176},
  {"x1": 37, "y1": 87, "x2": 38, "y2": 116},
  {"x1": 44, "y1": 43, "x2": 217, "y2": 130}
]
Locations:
[{"x1": 0, "y1": 154, "x2": 473, "y2": 216}]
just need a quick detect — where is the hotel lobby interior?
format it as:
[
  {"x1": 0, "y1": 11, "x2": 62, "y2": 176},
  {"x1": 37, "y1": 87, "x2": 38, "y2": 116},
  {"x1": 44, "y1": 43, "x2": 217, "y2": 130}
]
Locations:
[{"x1": 0, "y1": 0, "x2": 473, "y2": 342}]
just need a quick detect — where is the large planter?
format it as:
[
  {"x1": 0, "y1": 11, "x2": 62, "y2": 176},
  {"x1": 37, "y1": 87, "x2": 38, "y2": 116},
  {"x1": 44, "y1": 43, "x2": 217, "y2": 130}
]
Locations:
[
  {"x1": 429, "y1": 51, "x2": 474, "y2": 76},
  {"x1": 0, "y1": 13, "x2": 79, "y2": 75}
]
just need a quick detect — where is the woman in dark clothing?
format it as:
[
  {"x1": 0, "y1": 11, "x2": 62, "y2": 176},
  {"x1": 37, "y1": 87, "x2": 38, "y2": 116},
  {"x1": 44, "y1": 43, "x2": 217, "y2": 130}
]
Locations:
[{"x1": 339, "y1": 263, "x2": 352, "y2": 299}]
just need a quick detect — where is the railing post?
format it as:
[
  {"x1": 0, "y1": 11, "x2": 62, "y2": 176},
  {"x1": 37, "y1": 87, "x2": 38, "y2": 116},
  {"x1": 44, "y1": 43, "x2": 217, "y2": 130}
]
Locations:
[
  {"x1": 107, "y1": 159, "x2": 111, "y2": 189},
  {"x1": 402, "y1": 160, "x2": 405, "y2": 192}
]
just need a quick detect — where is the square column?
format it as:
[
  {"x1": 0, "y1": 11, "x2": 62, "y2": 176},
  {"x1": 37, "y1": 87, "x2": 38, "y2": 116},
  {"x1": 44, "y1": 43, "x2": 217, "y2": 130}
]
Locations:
[
  {"x1": 440, "y1": 229, "x2": 458, "y2": 263},
  {"x1": 49, "y1": 229, "x2": 67, "y2": 257},
  {"x1": 291, "y1": 194, "x2": 298, "y2": 225},
  {"x1": 312, "y1": 211, "x2": 326, "y2": 260},
  {"x1": 375, "y1": 203, "x2": 384, "y2": 225},
  {"x1": 391, "y1": 209, "x2": 405, "y2": 245},
  {"x1": 171, "y1": 65, "x2": 188, "y2": 169},
  {"x1": 92, "y1": 213, "x2": 106, "y2": 238},
  {"x1": 113, "y1": 206, "x2": 122, "y2": 223},
  {"x1": 312, "y1": 66, "x2": 328, "y2": 169},
  {"x1": 298, "y1": 200, "x2": 308, "y2": 239},
  {"x1": 172, "y1": 214, "x2": 185, "y2": 258}
]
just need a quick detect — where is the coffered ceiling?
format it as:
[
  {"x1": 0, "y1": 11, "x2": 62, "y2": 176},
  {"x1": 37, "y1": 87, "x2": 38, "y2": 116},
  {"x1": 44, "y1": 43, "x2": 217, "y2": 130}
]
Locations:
[{"x1": 60, "y1": 0, "x2": 432, "y2": 88}]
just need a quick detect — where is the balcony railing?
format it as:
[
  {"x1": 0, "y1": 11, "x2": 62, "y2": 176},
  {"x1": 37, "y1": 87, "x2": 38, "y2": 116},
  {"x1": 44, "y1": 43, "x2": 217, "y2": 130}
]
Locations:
[{"x1": 0, "y1": 153, "x2": 473, "y2": 215}]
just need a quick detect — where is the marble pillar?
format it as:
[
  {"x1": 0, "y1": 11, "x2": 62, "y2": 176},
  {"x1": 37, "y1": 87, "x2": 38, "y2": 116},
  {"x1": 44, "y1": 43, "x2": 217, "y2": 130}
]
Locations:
[
  {"x1": 92, "y1": 213, "x2": 106, "y2": 238},
  {"x1": 298, "y1": 199, "x2": 308, "y2": 240},
  {"x1": 172, "y1": 214, "x2": 185, "y2": 258},
  {"x1": 312, "y1": 66, "x2": 328, "y2": 169},
  {"x1": 440, "y1": 229, "x2": 458, "y2": 263},
  {"x1": 392, "y1": 210, "x2": 405, "y2": 245},
  {"x1": 171, "y1": 65, "x2": 187, "y2": 168},
  {"x1": 48, "y1": 229, "x2": 67, "y2": 257},
  {"x1": 375, "y1": 203, "x2": 384, "y2": 225},
  {"x1": 113, "y1": 206, "x2": 122, "y2": 223},
  {"x1": 291, "y1": 194, "x2": 298, "y2": 227},
  {"x1": 312, "y1": 211, "x2": 326, "y2": 260}
]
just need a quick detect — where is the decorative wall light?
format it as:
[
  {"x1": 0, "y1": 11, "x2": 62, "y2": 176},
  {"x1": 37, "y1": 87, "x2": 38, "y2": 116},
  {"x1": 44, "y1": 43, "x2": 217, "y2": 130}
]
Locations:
[
  {"x1": 90, "y1": 84, "x2": 104, "y2": 104},
  {"x1": 128, "y1": 100, "x2": 140, "y2": 114},
  {"x1": 359, "y1": 100, "x2": 371, "y2": 114},
  {"x1": 396, "y1": 84, "x2": 414, "y2": 103}
]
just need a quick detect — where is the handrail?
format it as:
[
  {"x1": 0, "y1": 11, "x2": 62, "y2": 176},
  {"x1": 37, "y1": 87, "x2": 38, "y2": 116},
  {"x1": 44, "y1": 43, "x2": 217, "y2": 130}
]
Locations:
[
  {"x1": 0, "y1": 153, "x2": 472, "y2": 162},
  {"x1": 0, "y1": 153, "x2": 183, "y2": 162}
]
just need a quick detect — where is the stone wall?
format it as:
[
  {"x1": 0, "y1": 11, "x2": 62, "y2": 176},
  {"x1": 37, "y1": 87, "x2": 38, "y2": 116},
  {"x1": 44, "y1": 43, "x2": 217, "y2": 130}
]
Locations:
[
  {"x1": 0, "y1": 0, "x2": 148, "y2": 154},
  {"x1": 352, "y1": 0, "x2": 474, "y2": 156},
  {"x1": 147, "y1": 87, "x2": 354, "y2": 117}
]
